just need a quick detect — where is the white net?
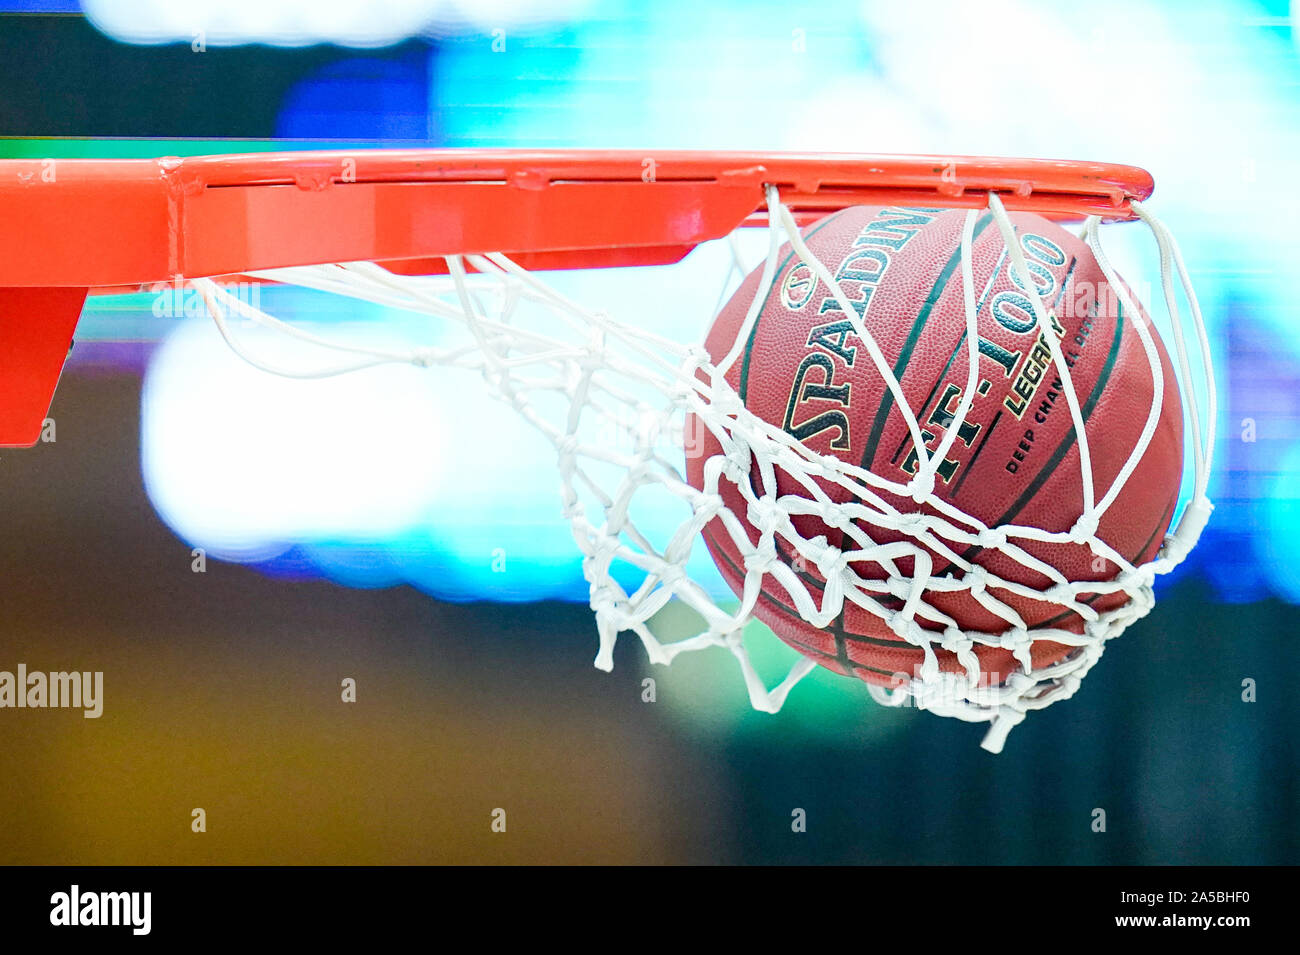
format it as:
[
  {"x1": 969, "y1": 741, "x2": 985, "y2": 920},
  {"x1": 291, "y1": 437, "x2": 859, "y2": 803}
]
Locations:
[{"x1": 193, "y1": 185, "x2": 1215, "y2": 753}]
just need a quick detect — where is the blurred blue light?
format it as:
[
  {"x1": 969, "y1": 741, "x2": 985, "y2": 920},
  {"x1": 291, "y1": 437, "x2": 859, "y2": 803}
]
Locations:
[
  {"x1": 276, "y1": 53, "x2": 433, "y2": 141},
  {"x1": 128, "y1": 0, "x2": 1300, "y2": 608}
]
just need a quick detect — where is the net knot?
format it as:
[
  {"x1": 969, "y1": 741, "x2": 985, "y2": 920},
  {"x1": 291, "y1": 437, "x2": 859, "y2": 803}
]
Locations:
[
  {"x1": 590, "y1": 536, "x2": 621, "y2": 567},
  {"x1": 814, "y1": 543, "x2": 844, "y2": 578},
  {"x1": 941, "y1": 625, "x2": 967, "y2": 647},
  {"x1": 670, "y1": 380, "x2": 697, "y2": 405},
  {"x1": 1043, "y1": 582, "x2": 1078, "y2": 610},
  {"x1": 1071, "y1": 512, "x2": 1100, "y2": 542},
  {"x1": 907, "y1": 471, "x2": 936, "y2": 503},
  {"x1": 409, "y1": 348, "x2": 438, "y2": 368},
  {"x1": 693, "y1": 492, "x2": 724, "y2": 520},
  {"x1": 1003, "y1": 627, "x2": 1032, "y2": 651},
  {"x1": 577, "y1": 326, "x2": 608, "y2": 371},
  {"x1": 819, "y1": 452, "x2": 848, "y2": 476},
  {"x1": 821, "y1": 507, "x2": 854, "y2": 534},
  {"x1": 708, "y1": 387, "x2": 745, "y2": 420},
  {"x1": 977, "y1": 526, "x2": 1009, "y2": 550},
  {"x1": 625, "y1": 459, "x2": 652, "y2": 485},
  {"x1": 658, "y1": 563, "x2": 687, "y2": 590},
  {"x1": 895, "y1": 511, "x2": 932, "y2": 539},
  {"x1": 898, "y1": 617, "x2": 931, "y2": 646},
  {"x1": 556, "y1": 434, "x2": 581, "y2": 458},
  {"x1": 1008, "y1": 629, "x2": 1034, "y2": 673},
  {"x1": 938, "y1": 630, "x2": 972, "y2": 655},
  {"x1": 587, "y1": 585, "x2": 619, "y2": 620},
  {"x1": 723, "y1": 447, "x2": 752, "y2": 479},
  {"x1": 681, "y1": 344, "x2": 709, "y2": 370},
  {"x1": 746, "y1": 498, "x2": 784, "y2": 535}
]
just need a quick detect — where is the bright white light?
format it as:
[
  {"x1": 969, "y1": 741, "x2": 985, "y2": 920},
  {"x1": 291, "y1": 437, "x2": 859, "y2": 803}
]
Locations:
[
  {"x1": 83, "y1": 0, "x2": 592, "y2": 48},
  {"x1": 138, "y1": 269, "x2": 733, "y2": 600},
  {"x1": 141, "y1": 316, "x2": 447, "y2": 560}
]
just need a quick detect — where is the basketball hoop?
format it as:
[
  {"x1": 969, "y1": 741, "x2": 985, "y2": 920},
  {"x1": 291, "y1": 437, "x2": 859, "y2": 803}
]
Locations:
[{"x1": 0, "y1": 150, "x2": 1214, "y2": 751}]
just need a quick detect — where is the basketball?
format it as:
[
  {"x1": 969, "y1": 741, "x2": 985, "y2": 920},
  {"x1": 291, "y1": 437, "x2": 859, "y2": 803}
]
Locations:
[{"x1": 686, "y1": 205, "x2": 1184, "y2": 689}]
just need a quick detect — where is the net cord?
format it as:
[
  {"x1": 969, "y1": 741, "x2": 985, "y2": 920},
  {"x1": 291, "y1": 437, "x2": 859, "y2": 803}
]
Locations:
[{"x1": 190, "y1": 186, "x2": 1214, "y2": 753}]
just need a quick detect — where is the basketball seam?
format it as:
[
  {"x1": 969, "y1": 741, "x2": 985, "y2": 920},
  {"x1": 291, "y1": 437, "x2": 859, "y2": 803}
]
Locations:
[
  {"x1": 858, "y1": 212, "x2": 995, "y2": 470},
  {"x1": 988, "y1": 299, "x2": 1126, "y2": 531},
  {"x1": 737, "y1": 208, "x2": 855, "y2": 402}
]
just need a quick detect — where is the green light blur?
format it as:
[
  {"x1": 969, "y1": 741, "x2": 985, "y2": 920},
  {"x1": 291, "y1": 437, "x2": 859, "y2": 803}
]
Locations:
[
  {"x1": 644, "y1": 600, "x2": 913, "y2": 744},
  {"x1": 0, "y1": 137, "x2": 385, "y2": 159}
]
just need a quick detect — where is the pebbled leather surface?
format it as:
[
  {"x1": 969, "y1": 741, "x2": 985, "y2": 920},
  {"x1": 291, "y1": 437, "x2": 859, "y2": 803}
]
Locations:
[{"x1": 686, "y1": 205, "x2": 1183, "y2": 687}]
